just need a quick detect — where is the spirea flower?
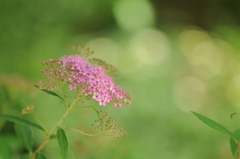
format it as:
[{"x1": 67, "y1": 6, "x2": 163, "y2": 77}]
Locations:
[{"x1": 38, "y1": 54, "x2": 131, "y2": 107}]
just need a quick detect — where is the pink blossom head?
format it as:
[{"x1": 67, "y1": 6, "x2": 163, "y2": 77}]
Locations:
[{"x1": 38, "y1": 54, "x2": 131, "y2": 107}]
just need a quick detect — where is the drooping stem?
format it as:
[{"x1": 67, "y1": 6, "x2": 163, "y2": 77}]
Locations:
[
  {"x1": 61, "y1": 125, "x2": 121, "y2": 138},
  {"x1": 60, "y1": 125, "x2": 101, "y2": 136}
]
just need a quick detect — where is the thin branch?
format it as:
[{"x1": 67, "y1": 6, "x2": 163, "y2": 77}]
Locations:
[
  {"x1": 31, "y1": 112, "x2": 49, "y2": 135},
  {"x1": 61, "y1": 126, "x2": 100, "y2": 136},
  {"x1": 76, "y1": 104, "x2": 99, "y2": 108}
]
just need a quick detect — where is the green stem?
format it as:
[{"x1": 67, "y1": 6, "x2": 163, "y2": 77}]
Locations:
[
  {"x1": 61, "y1": 126, "x2": 121, "y2": 138},
  {"x1": 31, "y1": 112, "x2": 49, "y2": 135},
  {"x1": 92, "y1": 107, "x2": 100, "y2": 119},
  {"x1": 61, "y1": 126, "x2": 101, "y2": 136},
  {"x1": 69, "y1": 99, "x2": 79, "y2": 110},
  {"x1": 56, "y1": 86, "x2": 69, "y2": 107},
  {"x1": 75, "y1": 104, "x2": 98, "y2": 109}
]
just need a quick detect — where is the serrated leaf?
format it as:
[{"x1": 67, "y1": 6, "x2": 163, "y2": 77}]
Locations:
[
  {"x1": 191, "y1": 111, "x2": 236, "y2": 140},
  {"x1": 230, "y1": 129, "x2": 240, "y2": 158},
  {"x1": 33, "y1": 85, "x2": 64, "y2": 101},
  {"x1": 35, "y1": 152, "x2": 47, "y2": 159},
  {"x1": 0, "y1": 114, "x2": 45, "y2": 132},
  {"x1": 14, "y1": 123, "x2": 34, "y2": 152},
  {"x1": 57, "y1": 128, "x2": 68, "y2": 159}
]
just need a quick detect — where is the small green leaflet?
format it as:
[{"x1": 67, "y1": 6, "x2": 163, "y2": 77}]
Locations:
[
  {"x1": 191, "y1": 111, "x2": 237, "y2": 141},
  {"x1": 57, "y1": 128, "x2": 68, "y2": 159},
  {"x1": 14, "y1": 123, "x2": 34, "y2": 153},
  {"x1": 0, "y1": 114, "x2": 45, "y2": 132},
  {"x1": 33, "y1": 85, "x2": 64, "y2": 101}
]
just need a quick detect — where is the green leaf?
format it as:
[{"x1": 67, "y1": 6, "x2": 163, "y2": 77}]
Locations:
[
  {"x1": 191, "y1": 111, "x2": 236, "y2": 140},
  {"x1": 0, "y1": 114, "x2": 45, "y2": 132},
  {"x1": 33, "y1": 85, "x2": 64, "y2": 101},
  {"x1": 57, "y1": 128, "x2": 68, "y2": 159},
  {"x1": 230, "y1": 129, "x2": 240, "y2": 158},
  {"x1": 14, "y1": 123, "x2": 34, "y2": 152},
  {"x1": 35, "y1": 152, "x2": 47, "y2": 159}
]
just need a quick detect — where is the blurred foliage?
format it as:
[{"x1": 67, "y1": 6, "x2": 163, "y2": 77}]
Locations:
[{"x1": 1, "y1": 0, "x2": 240, "y2": 158}]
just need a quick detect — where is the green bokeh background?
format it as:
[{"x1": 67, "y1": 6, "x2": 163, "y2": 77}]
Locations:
[{"x1": 1, "y1": 0, "x2": 240, "y2": 158}]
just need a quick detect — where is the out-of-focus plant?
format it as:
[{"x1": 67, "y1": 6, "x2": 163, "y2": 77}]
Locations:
[
  {"x1": 192, "y1": 111, "x2": 240, "y2": 159},
  {"x1": 0, "y1": 75, "x2": 35, "y2": 130},
  {"x1": 0, "y1": 45, "x2": 132, "y2": 159}
]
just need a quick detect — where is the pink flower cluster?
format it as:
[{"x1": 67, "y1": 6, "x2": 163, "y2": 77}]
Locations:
[{"x1": 38, "y1": 55, "x2": 131, "y2": 107}]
